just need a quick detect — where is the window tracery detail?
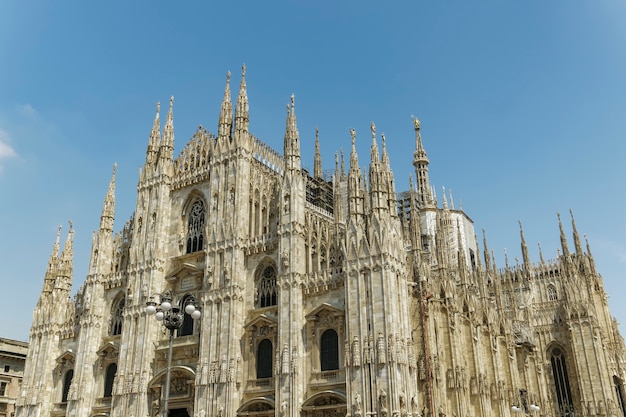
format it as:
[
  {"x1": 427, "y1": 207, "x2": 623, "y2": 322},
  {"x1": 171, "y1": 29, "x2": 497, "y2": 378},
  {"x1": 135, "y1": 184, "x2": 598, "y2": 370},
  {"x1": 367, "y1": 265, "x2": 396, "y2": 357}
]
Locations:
[
  {"x1": 257, "y1": 266, "x2": 277, "y2": 308},
  {"x1": 186, "y1": 199, "x2": 205, "y2": 254},
  {"x1": 110, "y1": 298, "x2": 125, "y2": 336},
  {"x1": 547, "y1": 285, "x2": 558, "y2": 301}
]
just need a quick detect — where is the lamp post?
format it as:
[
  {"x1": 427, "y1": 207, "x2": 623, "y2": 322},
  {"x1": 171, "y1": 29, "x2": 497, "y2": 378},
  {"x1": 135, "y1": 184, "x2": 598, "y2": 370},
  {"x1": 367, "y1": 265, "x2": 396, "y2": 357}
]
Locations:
[
  {"x1": 146, "y1": 291, "x2": 201, "y2": 417},
  {"x1": 511, "y1": 389, "x2": 541, "y2": 415}
]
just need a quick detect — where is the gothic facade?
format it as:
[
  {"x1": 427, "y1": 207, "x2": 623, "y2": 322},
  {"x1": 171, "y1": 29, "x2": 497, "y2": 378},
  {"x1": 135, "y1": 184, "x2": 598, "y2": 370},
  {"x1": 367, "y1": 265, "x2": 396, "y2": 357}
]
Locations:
[{"x1": 17, "y1": 68, "x2": 626, "y2": 417}]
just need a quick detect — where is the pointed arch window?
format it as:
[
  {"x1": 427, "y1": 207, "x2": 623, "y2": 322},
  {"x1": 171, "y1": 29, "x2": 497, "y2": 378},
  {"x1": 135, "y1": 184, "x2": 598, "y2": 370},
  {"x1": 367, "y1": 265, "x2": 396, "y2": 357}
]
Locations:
[
  {"x1": 186, "y1": 199, "x2": 205, "y2": 254},
  {"x1": 256, "y1": 339, "x2": 273, "y2": 379},
  {"x1": 550, "y1": 347, "x2": 574, "y2": 417},
  {"x1": 547, "y1": 285, "x2": 558, "y2": 301},
  {"x1": 614, "y1": 376, "x2": 626, "y2": 417},
  {"x1": 177, "y1": 294, "x2": 195, "y2": 337},
  {"x1": 61, "y1": 369, "x2": 74, "y2": 403},
  {"x1": 110, "y1": 298, "x2": 125, "y2": 336},
  {"x1": 104, "y1": 363, "x2": 117, "y2": 397},
  {"x1": 320, "y1": 329, "x2": 339, "y2": 371},
  {"x1": 257, "y1": 266, "x2": 277, "y2": 308}
]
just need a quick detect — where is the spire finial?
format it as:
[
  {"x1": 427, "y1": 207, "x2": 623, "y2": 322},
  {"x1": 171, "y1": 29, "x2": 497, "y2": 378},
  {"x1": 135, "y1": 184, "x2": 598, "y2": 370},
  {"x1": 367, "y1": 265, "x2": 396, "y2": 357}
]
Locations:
[
  {"x1": 557, "y1": 212, "x2": 570, "y2": 257},
  {"x1": 314, "y1": 126, "x2": 322, "y2": 179},
  {"x1": 340, "y1": 148, "x2": 346, "y2": 180},
  {"x1": 350, "y1": 128, "x2": 356, "y2": 147},
  {"x1": 370, "y1": 122, "x2": 379, "y2": 163},
  {"x1": 218, "y1": 70, "x2": 233, "y2": 138},
  {"x1": 538, "y1": 242, "x2": 545, "y2": 264},
  {"x1": 570, "y1": 208, "x2": 583, "y2": 254},
  {"x1": 148, "y1": 100, "x2": 162, "y2": 157},
  {"x1": 412, "y1": 114, "x2": 420, "y2": 130},
  {"x1": 100, "y1": 163, "x2": 117, "y2": 232},
  {"x1": 381, "y1": 132, "x2": 390, "y2": 167},
  {"x1": 234, "y1": 64, "x2": 249, "y2": 134},
  {"x1": 519, "y1": 220, "x2": 530, "y2": 267}
]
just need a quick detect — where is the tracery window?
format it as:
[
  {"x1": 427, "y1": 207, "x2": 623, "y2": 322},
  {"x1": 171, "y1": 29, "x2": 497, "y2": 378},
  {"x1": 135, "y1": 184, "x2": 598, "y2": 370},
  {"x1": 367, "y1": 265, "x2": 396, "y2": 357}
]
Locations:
[
  {"x1": 320, "y1": 329, "x2": 339, "y2": 371},
  {"x1": 178, "y1": 294, "x2": 195, "y2": 337},
  {"x1": 110, "y1": 297, "x2": 125, "y2": 336},
  {"x1": 186, "y1": 199, "x2": 205, "y2": 254},
  {"x1": 61, "y1": 369, "x2": 74, "y2": 403},
  {"x1": 256, "y1": 339, "x2": 273, "y2": 379},
  {"x1": 257, "y1": 266, "x2": 277, "y2": 308},
  {"x1": 550, "y1": 347, "x2": 574, "y2": 417},
  {"x1": 104, "y1": 363, "x2": 117, "y2": 397},
  {"x1": 547, "y1": 285, "x2": 558, "y2": 301}
]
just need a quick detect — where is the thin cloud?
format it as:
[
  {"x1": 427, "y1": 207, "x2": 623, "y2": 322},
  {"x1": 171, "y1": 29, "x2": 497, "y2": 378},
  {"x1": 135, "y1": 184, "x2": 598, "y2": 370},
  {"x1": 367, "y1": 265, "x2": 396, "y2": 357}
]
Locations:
[{"x1": 0, "y1": 128, "x2": 18, "y2": 164}]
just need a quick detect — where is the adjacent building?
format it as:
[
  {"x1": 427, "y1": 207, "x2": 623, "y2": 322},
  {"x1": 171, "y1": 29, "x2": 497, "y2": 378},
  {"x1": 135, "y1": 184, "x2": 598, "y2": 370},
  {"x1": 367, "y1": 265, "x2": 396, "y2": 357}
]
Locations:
[
  {"x1": 16, "y1": 68, "x2": 626, "y2": 417},
  {"x1": 0, "y1": 338, "x2": 28, "y2": 417}
]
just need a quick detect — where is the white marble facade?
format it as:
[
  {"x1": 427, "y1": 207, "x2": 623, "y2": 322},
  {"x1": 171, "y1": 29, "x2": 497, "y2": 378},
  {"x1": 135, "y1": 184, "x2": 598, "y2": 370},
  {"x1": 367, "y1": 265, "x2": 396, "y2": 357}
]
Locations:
[{"x1": 17, "y1": 68, "x2": 626, "y2": 417}]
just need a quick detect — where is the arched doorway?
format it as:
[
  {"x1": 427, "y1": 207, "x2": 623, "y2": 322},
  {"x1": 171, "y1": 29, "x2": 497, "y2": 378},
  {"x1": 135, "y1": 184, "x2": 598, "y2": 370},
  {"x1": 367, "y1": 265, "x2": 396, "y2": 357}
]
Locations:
[
  {"x1": 302, "y1": 391, "x2": 347, "y2": 417},
  {"x1": 169, "y1": 408, "x2": 190, "y2": 417},
  {"x1": 147, "y1": 366, "x2": 196, "y2": 417}
]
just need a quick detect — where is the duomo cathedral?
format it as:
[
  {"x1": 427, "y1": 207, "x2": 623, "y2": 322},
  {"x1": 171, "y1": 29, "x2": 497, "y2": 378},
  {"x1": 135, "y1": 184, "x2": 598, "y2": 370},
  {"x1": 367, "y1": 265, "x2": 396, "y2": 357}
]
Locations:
[{"x1": 16, "y1": 67, "x2": 626, "y2": 417}]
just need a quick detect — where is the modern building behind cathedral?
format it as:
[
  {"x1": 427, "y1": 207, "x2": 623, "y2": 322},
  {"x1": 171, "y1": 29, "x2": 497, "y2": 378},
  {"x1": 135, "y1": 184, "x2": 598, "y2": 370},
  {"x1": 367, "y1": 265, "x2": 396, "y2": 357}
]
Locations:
[{"x1": 16, "y1": 67, "x2": 626, "y2": 417}]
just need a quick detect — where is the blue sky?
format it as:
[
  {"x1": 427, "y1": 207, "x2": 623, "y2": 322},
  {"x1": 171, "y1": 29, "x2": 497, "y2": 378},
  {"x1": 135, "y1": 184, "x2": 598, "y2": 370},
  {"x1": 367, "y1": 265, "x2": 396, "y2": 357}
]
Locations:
[{"x1": 1, "y1": 1, "x2": 625, "y2": 342}]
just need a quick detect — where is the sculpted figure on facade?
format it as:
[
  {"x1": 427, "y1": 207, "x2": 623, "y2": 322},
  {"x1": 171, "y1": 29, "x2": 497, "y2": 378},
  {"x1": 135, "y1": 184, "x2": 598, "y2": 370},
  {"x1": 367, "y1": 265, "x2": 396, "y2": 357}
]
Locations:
[
  {"x1": 281, "y1": 344, "x2": 290, "y2": 374},
  {"x1": 219, "y1": 356, "x2": 227, "y2": 383},
  {"x1": 354, "y1": 393, "x2": 362, "y2": 416},
  {"x1": 446, "y1": 368, "x2": 454, "y2": 389},
  {"x1": 377, "y1": 332, "x2": 386, "y2": 364},
  {"x1": 352, "y1": 336, "x2": 361, "y2": 367},
  {"x1": 388, "y1": 334, "x2": 396, "y2": 362}
]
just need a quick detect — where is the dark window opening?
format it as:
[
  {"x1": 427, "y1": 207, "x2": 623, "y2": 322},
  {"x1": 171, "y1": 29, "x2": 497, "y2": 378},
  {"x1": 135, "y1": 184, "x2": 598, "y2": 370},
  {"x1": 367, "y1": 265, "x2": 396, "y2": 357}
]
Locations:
[
  {"x1": 320, "y1": 329, "x2": 339, "y2": 371},
  {"x1": 614, "y1": 376, "x2": 626, "y2": 417},
  {"x1": 62, "y1": 369, "x2": 74, "y2": 403},
  {"x1": 256, "y1": 339, "x2": 273, "y2": 379},
  {"x1": 178, "y1": 295, "x2": 195, "y2": 337},
  {"x1": 550, "y1": 348, "x2": 574, "y2": 417},
  {"x1": 104, "y1": 363, "x2": 117, "y2": 398},
  {"x1": 111, "y1": 298, "x2": 125, "y2": 336}
]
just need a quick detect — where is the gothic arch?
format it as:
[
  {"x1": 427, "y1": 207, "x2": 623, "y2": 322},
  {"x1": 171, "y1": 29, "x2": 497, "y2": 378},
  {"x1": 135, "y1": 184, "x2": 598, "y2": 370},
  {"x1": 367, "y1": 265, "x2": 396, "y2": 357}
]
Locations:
[
  {"x1": 546, "y1": 342, "x2": 578, "y2": 417},
  {"x1": 181, "y1": 191, "x2": 207, "y2": 254},
  {"x1": 301, "y1": 391, "x2": 347, "y2": 417},
  {"x1": 110, "y1": 292, "x2": 125, "y2": 336},
  {"x1": 238, "y1": 397, "x2": 275, "y2": 417},
  {"x1": 148, "y1": 366, "x2": 196, "y2": 417},
  {"x1": 254, "y1": 259, "x2": 278, "y2": 309}
]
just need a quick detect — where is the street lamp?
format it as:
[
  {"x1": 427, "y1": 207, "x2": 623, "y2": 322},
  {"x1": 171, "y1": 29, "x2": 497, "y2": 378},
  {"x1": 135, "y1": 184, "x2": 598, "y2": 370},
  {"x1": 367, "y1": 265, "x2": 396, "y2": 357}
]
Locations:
[
  {"x1": 146, "y1": 291, "x2": 201, "y2": 417},
  {"x1": 511, "y1": 388, "x2": 540, "y2": 416}
]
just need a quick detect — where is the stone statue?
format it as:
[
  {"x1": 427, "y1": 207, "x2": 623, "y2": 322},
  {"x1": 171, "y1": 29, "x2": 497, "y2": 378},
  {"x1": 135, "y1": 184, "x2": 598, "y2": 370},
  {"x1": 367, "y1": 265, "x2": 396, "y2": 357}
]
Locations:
[{"x1": 378, "y1": 333, "x2": 386, "y2": 364}]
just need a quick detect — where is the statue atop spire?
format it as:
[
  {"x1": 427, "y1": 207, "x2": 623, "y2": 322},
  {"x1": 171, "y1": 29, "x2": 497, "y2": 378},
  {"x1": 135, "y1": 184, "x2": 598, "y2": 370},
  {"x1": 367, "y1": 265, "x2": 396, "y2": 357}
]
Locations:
[
  {"x1": 570, "y1": 209, "x2": 583, "y2": 255},
  {"x1": 519, "y1": 220, "x2": 530, "y2": 267},
  {"x1": 218, "y1": 70, "x2": 233, "y2": 139},
  {"x1": 370, "y1": 121, "x2": 379, "y2": 163},
  {"x1": 99, "y1": 164, "x2": 117, "y2": 233},
  {"x1": 283, "y1": 93, "x2": 300, "y2": 171},
  {"x1": 349, "y1": 128, "x2": 359, "y2": 170},
  {"x1": 411, "y1": 115, "x2": 432, "y2": 206},
  {"x1": 557, "y1": 212, "x2": 570, "y2": 257},
  {"x1": 162, "y1": 96, "x2": 175, "y2": 150},
  {"x1": 314, "y1": 127, "x2": 322, "y2": 179},
  {"x1": 146, "y1": 101, "x2": 161, "y2": 165},
  {"x1": 234, "y1": 64, "x2": 249, "y2": 134}
]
